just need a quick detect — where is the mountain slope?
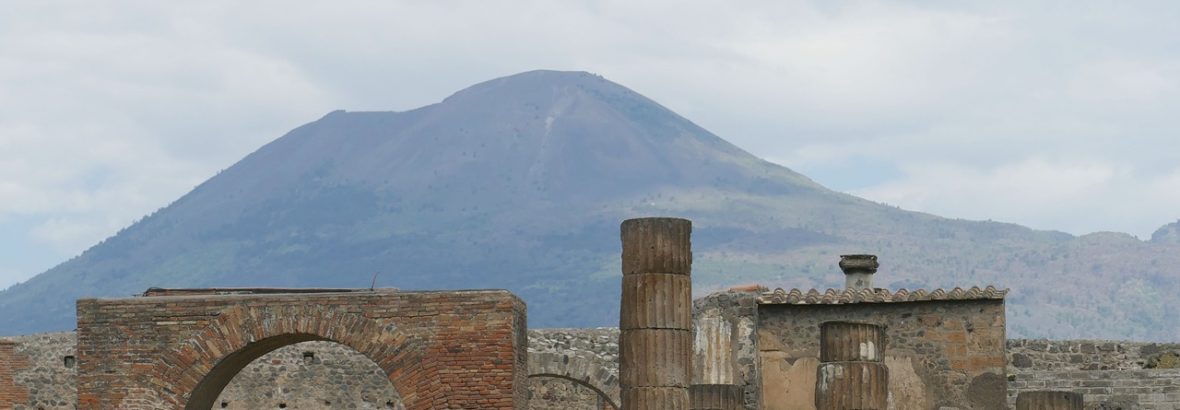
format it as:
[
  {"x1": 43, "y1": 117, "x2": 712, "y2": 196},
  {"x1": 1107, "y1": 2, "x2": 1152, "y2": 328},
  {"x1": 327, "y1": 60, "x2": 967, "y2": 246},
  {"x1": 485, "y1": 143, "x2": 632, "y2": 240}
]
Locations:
[{"x1": 2, "y1": 70, "x2": 1179, "y2": 340}]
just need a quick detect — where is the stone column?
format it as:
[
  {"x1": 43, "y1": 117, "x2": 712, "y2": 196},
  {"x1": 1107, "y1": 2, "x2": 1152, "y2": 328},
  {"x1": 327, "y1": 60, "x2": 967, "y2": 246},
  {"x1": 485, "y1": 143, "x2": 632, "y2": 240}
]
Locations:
[
  {"x1": 620, "y1": 217, "x2": 692, "y2": 410},
  {"x1": 690, "y1": 384, "x2": 743, "y2": 410},
  {"x1": 840, "y1": 254, "x2": 878, "y2": 290},
  {"x1": 814, "y1": 322, "x2": 888, "y2": 410},
  {"x1": 1015, "y1": 391, "x2": 1083, "y2": 410}
]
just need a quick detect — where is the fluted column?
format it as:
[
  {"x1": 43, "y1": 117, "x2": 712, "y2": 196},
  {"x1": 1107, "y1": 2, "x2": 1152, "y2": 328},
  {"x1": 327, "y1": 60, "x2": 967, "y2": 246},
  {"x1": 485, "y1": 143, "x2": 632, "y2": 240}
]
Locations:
[
  {"x1": 815, "y1": 321, "x2": 888, "y2": 410},
  {"x1": 1015, "y1": 391, "x2": 1084, "y2": 410},
  {"x1": 620, "y1": 217, "x2": 692, "y2": 410},
  {"x1": 690, "y1": 384, "x2": 743, "y2": 410},
  {"x1": 839, "y1": 254, "x2": 878, "y2": 290}
]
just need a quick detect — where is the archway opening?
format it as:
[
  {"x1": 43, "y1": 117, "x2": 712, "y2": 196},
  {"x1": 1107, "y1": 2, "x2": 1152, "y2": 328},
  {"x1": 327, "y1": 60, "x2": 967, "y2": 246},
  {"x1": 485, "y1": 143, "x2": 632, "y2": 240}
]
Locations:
[
  {"x1": 528, "y1": 374, "x2": 618, "y2": 410},
  {"x1": 186, "y1": 334, "x2": 402, "y2": 410}
]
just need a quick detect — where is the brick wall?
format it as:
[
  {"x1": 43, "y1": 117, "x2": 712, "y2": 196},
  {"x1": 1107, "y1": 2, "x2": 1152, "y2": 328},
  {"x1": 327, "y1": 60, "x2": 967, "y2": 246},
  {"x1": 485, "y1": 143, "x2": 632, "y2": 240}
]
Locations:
[
  {"x1": 0, "y1": 340, "x2": 30, "y2": 408},
  {"x1": 75, "y1": 289, "x2": 527, "y2": 410},
  {"x1": 0, "y1": 329, "x2": 622, "y2": 410},
  {"x1": 757, "y1": 299, "x2": 1007, "y2": 410}
]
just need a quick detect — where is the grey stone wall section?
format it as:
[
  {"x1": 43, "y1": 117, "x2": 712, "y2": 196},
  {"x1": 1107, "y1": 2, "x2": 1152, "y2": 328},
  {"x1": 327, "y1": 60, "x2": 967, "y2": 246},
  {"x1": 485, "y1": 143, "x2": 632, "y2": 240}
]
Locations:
[
  {"x1": 528, "y1": 328, "x2": 620, "y2": 408},
  {"x1": 1008, "y1": 369, "x2": 1180, "y2": 409},
  {"x1": 214, "y1": 340, "x2": 401, "y2": 409},
  {"x1": 529, "y1": 376, "x2": 615, "y2": 410},
  {"x1": 1006, "y1": 339, "x2": 1180, "y2": 409},
  {"x1": 1007, "y1": 339, "x2": 1180, "y2": 371}
]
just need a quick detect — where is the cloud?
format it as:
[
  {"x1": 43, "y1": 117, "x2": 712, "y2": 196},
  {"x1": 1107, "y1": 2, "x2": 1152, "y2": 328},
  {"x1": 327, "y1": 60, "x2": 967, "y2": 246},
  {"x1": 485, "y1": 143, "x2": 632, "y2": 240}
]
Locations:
[
  {"x1": 2, "y1": 1, "x2": 1180, "y2": 287},
  {"x1": 0, "y1": 2, "x2": 339, "y2": 287},
  {"x1": 854, "y1": 159, "x2": 1180, "y2": 238},
  {"x1": 29, "y1": 217, "x2": 120, "y2": 254}
]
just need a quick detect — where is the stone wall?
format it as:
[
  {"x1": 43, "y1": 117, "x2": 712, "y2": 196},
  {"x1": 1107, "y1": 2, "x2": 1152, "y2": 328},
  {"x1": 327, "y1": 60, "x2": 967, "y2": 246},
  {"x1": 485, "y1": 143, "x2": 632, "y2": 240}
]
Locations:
[
  {"x1": 527, "y1": 327, "x2": 619, "y2": 408},
  {"x1": 19, "y1": 303, "x2": 1180, "y2": 409},
  {"x1": 1007, "y1": 339, "x2": 1180, "y2": 409},
  {"x1": 215, "y1": 340, "x2": 401, "y2": 409},
  {"x1": 0, "y1": 329, "x2": 618, "y2": 410},
  {"x1": 1008, "y1": 369, "x2": 1180, "y2": 409},
  {"x1": 528, "y1": 377, "x2": 614, "y2": 410},
  {"x1": 528, "y1": 328, "x2": 618, "y2": 371},
  {"x1": 1007, "y1": 339, "x2": 1180, "y2": 371},
  {"x1": 757, "y1": 299, "x2": 1008, "y2": 410}
]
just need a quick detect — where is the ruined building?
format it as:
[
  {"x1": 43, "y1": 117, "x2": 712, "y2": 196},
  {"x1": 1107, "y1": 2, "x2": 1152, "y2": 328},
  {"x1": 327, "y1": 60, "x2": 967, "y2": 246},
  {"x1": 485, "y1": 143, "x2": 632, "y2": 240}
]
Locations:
[
  {"x1": 693, "y1": 255, "x2": 1009, "y2": 409},
  {"x1": 3, "y1": 217, "x2": 1180, "y2": 409}
]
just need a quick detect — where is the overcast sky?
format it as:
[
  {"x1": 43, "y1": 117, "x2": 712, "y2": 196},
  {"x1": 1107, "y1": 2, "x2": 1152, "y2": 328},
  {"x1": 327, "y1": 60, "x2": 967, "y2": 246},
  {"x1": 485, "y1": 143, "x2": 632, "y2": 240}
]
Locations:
[{"x1": 2, "y1": 1, "x2": 1179, "y2": 289}]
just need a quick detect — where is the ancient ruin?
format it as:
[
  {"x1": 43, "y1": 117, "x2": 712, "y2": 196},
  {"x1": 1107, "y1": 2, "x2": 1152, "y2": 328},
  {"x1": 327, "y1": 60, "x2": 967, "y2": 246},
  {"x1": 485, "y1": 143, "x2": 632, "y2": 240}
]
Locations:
[
  {"x1": 619, "y1": 218, "x2": 693, "y2": 409},
  {"x1": 1015, "y1": 391, "x2": 1084, "y2": 410},
  {"x1": 814, "y1": 321, "x2": 889, "y2": 409},
  {"x1": 5, "y1": 216, "x2": 1180, "y2": 409},
  {"x1": 75, "y1": 288, "x2": 527, "y2": 409}
]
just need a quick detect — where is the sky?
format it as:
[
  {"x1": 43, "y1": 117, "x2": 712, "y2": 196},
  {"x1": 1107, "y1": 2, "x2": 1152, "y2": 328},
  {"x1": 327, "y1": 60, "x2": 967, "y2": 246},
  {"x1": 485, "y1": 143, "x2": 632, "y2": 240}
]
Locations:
[{"x1": 2, "y1": 1, "x2": 1179, "y2": 289}]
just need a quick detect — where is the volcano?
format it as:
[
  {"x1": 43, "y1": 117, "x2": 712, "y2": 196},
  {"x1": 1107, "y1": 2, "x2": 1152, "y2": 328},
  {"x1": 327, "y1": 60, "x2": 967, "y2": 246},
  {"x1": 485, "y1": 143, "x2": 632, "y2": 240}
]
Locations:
[{"x1": 3, "y1": 70, "x2": 1179, "y2": 340}]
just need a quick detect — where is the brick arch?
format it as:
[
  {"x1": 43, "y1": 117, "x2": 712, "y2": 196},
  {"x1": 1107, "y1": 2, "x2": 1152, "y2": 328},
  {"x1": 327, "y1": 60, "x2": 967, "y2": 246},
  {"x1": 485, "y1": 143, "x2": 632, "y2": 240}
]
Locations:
[
  {"x1": 154, "y1": 304, "x2": 429, "y2": 410},
  {"x1": 528, "y1": 351, "x2": 619, "y2": 408}
]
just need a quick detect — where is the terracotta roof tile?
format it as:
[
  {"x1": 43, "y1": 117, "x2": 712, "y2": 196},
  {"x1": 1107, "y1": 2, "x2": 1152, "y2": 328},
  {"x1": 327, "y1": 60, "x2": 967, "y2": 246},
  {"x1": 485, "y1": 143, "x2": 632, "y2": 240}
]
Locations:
[{"x1": 756, "y1": 286, "x2": 1007, "y2": 305}]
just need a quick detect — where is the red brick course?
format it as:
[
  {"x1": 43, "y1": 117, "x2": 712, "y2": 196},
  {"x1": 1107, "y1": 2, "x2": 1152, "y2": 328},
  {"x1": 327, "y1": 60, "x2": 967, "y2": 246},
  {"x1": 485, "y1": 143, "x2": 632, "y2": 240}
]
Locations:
[
  {"x1": 0, "y1": 340, "x2": 30, "y2": 408},
  {"x1": 75, "y1": 289, "x2": 527, "y2": 409}
]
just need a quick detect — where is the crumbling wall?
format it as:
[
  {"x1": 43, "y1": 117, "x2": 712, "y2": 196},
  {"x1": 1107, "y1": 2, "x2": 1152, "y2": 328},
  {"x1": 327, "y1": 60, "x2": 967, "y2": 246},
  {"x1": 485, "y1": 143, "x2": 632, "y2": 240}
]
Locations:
[
  {"x1": 24, "y1": 312, "x2": 1180, "y2": 410},
  {"x1": 692, "y1": 290, "x2": 760, "y2": 409},
  {"x1": 529, "y1": 377, "x2": 615, "y2": 410},
  {"x1": 1008, "y1": 369, "x2": 1180, "y2": 409},
  {"x1": 757, "y1": 300, "x2": 1008, "y2": 410},
  {"x1": 1007, "y1": 339, "x2": 1180, "y2": 409},
  {"x1": 0, "y1": 329, "x2": 619, "y2": 410},
  {"x1": 528, "y1": 328, "x2": 620, "y2": 409},
  {"x1": 74, "y1": 290, "x2": 527, "y2": 409},
  {"x1": 214, "y1": 340, "x2": 402, "y2": 409},
  {"x1": 1007, "y1": 339, "x2": 1180, "y2": 371},
  {"x1": 0, "y1": 333, "x2": 403, "y2": 410}
]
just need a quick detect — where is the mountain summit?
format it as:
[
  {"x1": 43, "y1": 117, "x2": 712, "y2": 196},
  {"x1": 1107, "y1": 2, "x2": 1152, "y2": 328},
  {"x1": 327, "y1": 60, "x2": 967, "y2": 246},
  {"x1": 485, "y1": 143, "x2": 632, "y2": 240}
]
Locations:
[{"x1": 3, "y1": 70, "x2": 1179, "y2": 340}]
